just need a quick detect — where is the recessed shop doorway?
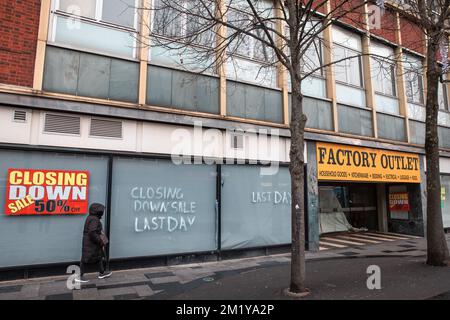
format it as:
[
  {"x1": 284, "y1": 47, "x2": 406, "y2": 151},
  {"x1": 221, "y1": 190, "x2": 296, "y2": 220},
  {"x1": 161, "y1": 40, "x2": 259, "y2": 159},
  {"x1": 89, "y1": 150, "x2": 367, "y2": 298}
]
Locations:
[{"x1": 318, "y1": 182, "x2": 380, "y2": 235}]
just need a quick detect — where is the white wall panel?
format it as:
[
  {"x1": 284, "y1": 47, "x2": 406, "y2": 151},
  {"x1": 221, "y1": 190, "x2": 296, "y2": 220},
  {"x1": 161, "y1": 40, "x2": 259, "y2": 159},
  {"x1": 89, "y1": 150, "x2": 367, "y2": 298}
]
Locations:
[{"x1": 0, "y1": 107, "x2": 32, "y2": 145}]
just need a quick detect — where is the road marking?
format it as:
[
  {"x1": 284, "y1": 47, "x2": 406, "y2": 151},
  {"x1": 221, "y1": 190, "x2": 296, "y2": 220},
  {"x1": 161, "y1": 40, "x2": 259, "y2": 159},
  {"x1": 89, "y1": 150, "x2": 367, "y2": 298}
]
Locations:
[
  {"x1": 320, "y1": 237, "x2": 366, "y2": 246},
  {"x1": 348, "y1": 233, "x2": 401, "y2": 242},
  {"x1": 319, "y1": 241, "x2": 348, "y2": 248},
  {"x1": 334, "y1": 234, "x2": 381, "y2": 244},
  {"x1": 318, "y1": 232, "x2": 422, "y2": 251},
  {"x1": 365, "y1": 232, "x2": 415, "y2": 240}
]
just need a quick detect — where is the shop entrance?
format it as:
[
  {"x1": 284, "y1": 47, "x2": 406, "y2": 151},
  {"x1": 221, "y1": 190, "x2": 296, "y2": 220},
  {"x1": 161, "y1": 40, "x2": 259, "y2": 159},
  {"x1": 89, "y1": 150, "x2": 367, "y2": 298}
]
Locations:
[{"x1": 318, "y1": 182, "x2": 379, "y2": 234}]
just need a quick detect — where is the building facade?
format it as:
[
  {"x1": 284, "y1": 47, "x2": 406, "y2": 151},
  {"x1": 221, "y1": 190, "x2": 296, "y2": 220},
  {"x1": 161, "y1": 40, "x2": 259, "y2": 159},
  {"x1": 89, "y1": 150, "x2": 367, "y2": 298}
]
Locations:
[{"x1": 0, "y1": 0, "x2": 449, "y2": 274}]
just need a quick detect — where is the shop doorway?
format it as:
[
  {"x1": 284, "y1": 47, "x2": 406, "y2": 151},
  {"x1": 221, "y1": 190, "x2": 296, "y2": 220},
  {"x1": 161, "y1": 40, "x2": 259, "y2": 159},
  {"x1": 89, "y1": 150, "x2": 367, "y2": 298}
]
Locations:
[{"x1": 318, "y1": 183, "x2": 378, "y2": 234}]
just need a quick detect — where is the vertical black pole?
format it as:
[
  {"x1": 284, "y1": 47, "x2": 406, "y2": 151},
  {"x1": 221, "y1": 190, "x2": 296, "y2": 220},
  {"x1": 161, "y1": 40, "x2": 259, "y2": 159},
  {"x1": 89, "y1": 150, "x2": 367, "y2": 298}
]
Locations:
[
  {"x1": 304, "y1": 164, "x2": 309, "y2": 251},
  {"x1": 105, "y1": 155, "x2": 113, "y2": 270},
  {"x1": 216, "y1": 164, "x2": 222, "y2": 258}
]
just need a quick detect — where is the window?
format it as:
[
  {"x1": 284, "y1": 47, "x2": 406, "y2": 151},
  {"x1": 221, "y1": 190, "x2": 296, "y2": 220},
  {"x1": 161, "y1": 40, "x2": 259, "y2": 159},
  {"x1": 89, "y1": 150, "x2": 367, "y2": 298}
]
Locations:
[
  {"x1": 224, "y1": 0, "x2": 276, "y2": 87},
  {"x1": 102, "y1": 0, "x2": 137, "y2": 27},
  {"x1": 226, "y1": 4, "x2": 275, "y2": 64},
  {"x1": 403, "y1": 54, "x2": 424, "y2": 105},
  {"x1": 404, "y1": 69, "x2": 424, "y2": 104},
  {"x1": 284, "y1": 21, "x2": 324, "y2": 76},
  {"x1": 371, "y1": 58, "x2": 396, "y2": 96},
  {"x1": 150, "y1": 0, "x2": 216, "y2": 70},
  {"x1": 50, "y1": 0, "x2": 138, "y2": 58},
  {"x1": 152, "y1": 0, "x2": 215, "y2": 47},
  {"x1": 332, "y1": 26, "x2": 363, "y2": 88},
  {"x1": 439, "y1": 79, "x2": 449, "y2": 111},
  {"x1": 370, "y1": 40, "x2": 397, "y2": 97},
  {"x1": 59, "y1": 0, "x2": 96, "y2": 19},
  {"x1": 333, "y1": 44, "x2": 363, "y2": 87},
  {"x1": 57, "y1": 0, "x2": 137, "y2": 28},
  {"x1": 303, "y1": 40, "x2": 323, "y2": 75}
]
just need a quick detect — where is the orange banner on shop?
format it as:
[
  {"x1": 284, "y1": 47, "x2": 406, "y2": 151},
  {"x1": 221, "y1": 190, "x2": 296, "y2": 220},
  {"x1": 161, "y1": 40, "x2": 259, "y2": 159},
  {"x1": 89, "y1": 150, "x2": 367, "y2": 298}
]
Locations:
[
  {"x1": 4, "y1": 169, "x2": 89, "y2": 215},
  {"x1": 316, "y1": 143, "x2": 421, "y2": 183}
]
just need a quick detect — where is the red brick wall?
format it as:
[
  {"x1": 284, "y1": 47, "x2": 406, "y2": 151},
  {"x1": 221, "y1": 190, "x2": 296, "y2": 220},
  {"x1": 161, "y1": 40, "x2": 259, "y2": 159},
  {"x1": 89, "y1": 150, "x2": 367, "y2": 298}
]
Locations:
[
  {"x1": 369, "y1": 9, "x2": 398, "y2": 45},
  {"x1": 308, "y1": 0, "x2": 327, "y2": 14},
  {"x1": 330, "y1": 0, "x2": 366, "y2": 31},
  {"x1": 400, "y1": 16, "x2": 425, "y2": 55},
  {"x1": 0, "y1": 0, "x2": 41, "y2": 87}
]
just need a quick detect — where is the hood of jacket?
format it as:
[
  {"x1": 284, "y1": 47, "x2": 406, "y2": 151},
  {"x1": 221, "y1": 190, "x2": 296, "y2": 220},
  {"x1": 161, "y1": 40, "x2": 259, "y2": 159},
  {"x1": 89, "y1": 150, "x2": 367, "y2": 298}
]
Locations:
[{"x1": 89, "y1": 203, "x2": 105, "y2": 217}]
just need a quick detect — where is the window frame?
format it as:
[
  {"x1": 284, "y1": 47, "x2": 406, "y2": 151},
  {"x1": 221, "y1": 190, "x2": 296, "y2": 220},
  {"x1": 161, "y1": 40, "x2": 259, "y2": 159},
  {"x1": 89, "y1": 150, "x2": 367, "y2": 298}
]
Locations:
[
  {"x1": 54, "y1": 0, "x2": 139, "y2": 31},
  {"x1": 404, "y1": 67, "x2": 424, "y2": 105},
  {"x1": 150, "y1": 0, "x2": 216, "y2": 48},
  {"x1": 333, "y1": 43, "x2": 364, "y2": 89},
  {"x1": 371, "y1": 57, "x2": 397, "y2": 98},
  {"x1": 225, "y1": 6, "x2": 276, "y2": 65},
  {"x1": 438, "y1": 78, "x2": 449, "y2": 112},
  {"x1": 49, "y1": 0, "x2": 140, "y2": 59}
]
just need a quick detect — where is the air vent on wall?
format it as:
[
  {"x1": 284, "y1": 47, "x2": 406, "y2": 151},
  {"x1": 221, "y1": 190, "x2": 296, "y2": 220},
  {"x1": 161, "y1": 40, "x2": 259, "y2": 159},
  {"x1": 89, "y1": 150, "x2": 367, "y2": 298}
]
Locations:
[
  {"x1": 44, "y1": 113, "x2": 81, "y2": 135},
  {"x1": 13, "y1": 110, "x2": 27, "y2": 123},
  {"x1": 230, "y1": 133, "x2": 244, "y2": 149},
  {"x1": 89, "y1": 118, "x2": 123, "y2": 139}
]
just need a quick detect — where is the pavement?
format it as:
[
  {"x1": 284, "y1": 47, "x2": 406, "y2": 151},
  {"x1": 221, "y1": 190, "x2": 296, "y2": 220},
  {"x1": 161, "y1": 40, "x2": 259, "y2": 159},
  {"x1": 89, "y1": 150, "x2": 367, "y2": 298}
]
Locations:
[{"x1": 0, "y1": 233, "x2": 449, "y2": 300}]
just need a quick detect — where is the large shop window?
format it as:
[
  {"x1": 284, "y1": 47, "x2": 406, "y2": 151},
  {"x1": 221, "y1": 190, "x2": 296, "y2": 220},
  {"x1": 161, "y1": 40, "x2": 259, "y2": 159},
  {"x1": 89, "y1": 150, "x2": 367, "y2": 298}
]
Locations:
[
  {"x1": 441, "y1": 176, "x2": 450, "y2": 229},
  {"x1": 50, "y1": 0, "x2": 138, "y2": 58},
  {"x1": 43, "y1": 46, "x2": 139, "y2": 102},
  {"x1": 109, "y1": 158, "x2": 217, "y2": 259},
  {"x1": 319, "y1": 184, "x2": 378, "y2": 234},
  {"x1": 221, "y1": 165, "x2": 291, "y2": 250},
  {"x1": 0, "y1": 150, "x2": 108, "y2": 268}
]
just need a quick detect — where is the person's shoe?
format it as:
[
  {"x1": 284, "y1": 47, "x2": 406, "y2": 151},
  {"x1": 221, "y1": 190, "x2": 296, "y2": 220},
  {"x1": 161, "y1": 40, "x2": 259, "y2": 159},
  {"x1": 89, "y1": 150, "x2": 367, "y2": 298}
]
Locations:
[
  {"x1": 74, "y1": 276, "x2": 89, "y2": 283},
  {"x1": 98, "y1": 271, "x2": 112, "y2": 279}
]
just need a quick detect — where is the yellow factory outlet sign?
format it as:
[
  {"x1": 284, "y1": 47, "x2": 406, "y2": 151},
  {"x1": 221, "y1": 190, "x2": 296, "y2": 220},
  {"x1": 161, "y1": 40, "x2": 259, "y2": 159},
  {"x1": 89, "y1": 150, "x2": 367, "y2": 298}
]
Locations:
[{"x1": 317, "y1": 142, "x2": 421, "y2": 183}]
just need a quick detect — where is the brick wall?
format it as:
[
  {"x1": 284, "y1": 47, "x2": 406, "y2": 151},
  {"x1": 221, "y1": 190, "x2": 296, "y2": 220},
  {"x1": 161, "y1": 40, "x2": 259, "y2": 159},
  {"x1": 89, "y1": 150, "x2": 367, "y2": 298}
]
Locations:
[
  {"x1": 0, "y1": 0, "x2": 41, "y2": 88},
  {"x1": 400, "y1": 16, "x2": 425, "y2": 55},
  {"x1": 330, "y1": 0, "x2": 367, "y2": 31},
  {"x1": 369, "y1": 9, "x2": 398, "y2": 45}
]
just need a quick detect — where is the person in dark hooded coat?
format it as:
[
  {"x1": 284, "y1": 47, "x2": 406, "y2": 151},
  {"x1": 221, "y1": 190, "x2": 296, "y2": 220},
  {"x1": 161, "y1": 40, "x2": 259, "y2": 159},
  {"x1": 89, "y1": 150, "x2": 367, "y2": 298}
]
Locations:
[{"x1": 76, "y1": 203, "x2": 112, "y2": 283}]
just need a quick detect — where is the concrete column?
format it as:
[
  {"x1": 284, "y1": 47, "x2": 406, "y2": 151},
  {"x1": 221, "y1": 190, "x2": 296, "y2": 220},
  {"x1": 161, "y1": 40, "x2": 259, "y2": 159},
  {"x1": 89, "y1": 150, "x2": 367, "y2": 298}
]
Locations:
[
  {"x1": 420, "y1": 154, "x2": 428, "y2": 237},
  {"x1": 306, "y1": 141, "x2": 320, "y2": 251},
  {"x1": 216, "y1": 0, "x2": 227, "y2": 117},
  {"x1": 33, "y1": 0, "x2": 52, "y2": 91},
  {"x1": 394, "y1": 12, "x2": 411, "y2": 143},
  {"x1": 362, "y1": 4, "x2": 378, "y2": 138},
  {"x1": 376, "y1": 184, "x2": 388, "y2": 232},
  {"x1": 274, "y1": 3, "x2": 289, "y2": 126},
  {"x1": 138, "y1": 0, "x2": 151, "y2": 106},
  {"x1": 322, "y1": 3, "x2": 338, "y2": 132}
]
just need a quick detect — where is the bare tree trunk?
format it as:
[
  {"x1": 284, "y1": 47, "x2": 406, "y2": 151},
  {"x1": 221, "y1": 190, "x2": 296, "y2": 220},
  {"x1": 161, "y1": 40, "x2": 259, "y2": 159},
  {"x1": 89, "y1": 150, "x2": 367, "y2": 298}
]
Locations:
[
  {"x1": 425, "y1": 41, "x2": 450, "y2": 266},
  {"x1": 289, "y1": 75, "x2": 308, "y2": 293}
]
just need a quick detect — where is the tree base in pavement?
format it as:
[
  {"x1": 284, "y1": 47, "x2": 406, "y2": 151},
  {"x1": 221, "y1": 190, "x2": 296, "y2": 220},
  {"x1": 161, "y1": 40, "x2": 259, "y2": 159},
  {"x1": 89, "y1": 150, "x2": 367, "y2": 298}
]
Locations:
[{"x1": 283, "y1": 287, "x2": 310, "y2": 298}]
